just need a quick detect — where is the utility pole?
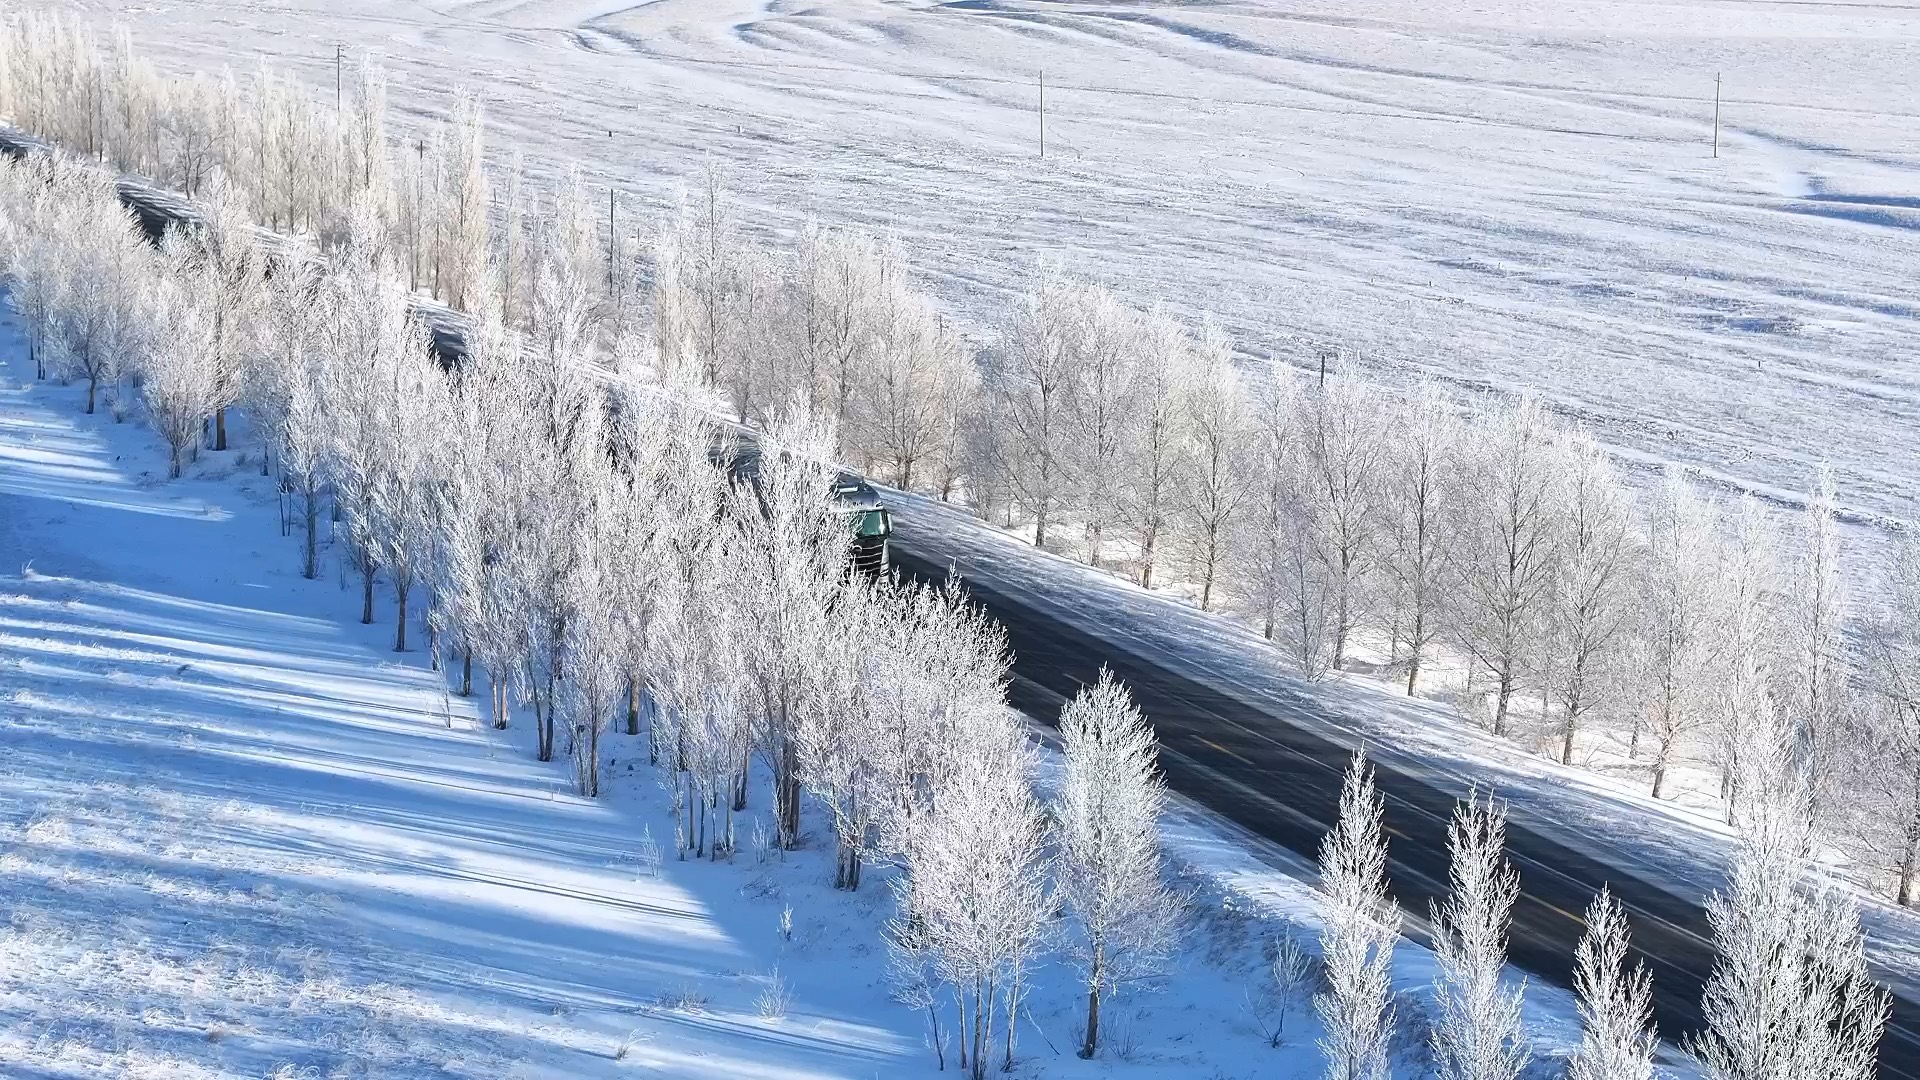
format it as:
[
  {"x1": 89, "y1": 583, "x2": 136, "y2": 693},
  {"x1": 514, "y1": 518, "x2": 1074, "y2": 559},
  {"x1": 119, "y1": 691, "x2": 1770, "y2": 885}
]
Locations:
[
  {"x1": 413, "y1": 137, "x2": 425, "y2": 293},
  {"x1": 1712, "y1": 72, "x2": 1722, "y2": 158},
  {"x1": 335, "y1": 44, "x2": 345, "y2": 115},
  {"x1": 1038, "y1": 69, "x2": 1046, "y2": 159},
  {"x1": 608, "y1": 130, "x2": 616, "y2": 295}
]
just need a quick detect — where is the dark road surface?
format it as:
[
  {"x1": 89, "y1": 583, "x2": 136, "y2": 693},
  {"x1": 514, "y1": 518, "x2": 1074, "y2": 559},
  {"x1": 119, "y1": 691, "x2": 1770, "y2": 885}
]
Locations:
[{"x1": 887, "y1": 529, "x2": 1920, "y2": 1079}]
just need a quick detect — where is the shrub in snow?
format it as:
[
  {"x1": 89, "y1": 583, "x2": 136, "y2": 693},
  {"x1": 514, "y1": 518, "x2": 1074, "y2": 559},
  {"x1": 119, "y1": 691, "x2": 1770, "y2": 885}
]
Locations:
[
  {"x1": 634, "y1": 826, "x2": 661, "y2": 878},
  {"x1": 653, "y1": 984, "x2": 709, "y2": 1013},
  {"x1": 755, "y1": 968, "x2": 792, "y2": 1020},
  {"x1": 1246, "y1": 929, "x2": 1317, "y2": 1049}
]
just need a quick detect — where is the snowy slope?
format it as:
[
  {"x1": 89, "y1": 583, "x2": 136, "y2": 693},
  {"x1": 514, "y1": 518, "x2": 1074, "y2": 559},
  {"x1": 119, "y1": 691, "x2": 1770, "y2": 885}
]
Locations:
[
  {"x1": 0, "y1": 314, "x2": 922, "y2": 1077},
  {"x1": 69, "y1": 0, "x2": 1920, "y2": 549}
]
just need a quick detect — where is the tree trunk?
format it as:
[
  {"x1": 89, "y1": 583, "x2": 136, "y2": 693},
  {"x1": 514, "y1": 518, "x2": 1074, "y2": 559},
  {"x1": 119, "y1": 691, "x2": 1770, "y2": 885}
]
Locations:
[
  {"x1": 537, "y1": 672, "x2": 556, "y2": 762},
  {"x1": 361, "y1": 564, "x2": 376, "y2": 624},
  {"x1": 85, "y1": 374, "x2": 97, "y2": 414},
  {"x1": 302, "y1": 483, "x2": 318, "y2": 579},
  {"x1": 956, "y1": 986, "x2": 970, "y2": 1074},
  {"x1": 1898, "y1": 832, "x2": 1917, "y2": 907},
  {"x1": 627, "y1": 680, "x2": 640, "y2": 736},
  {"x1": 169, "y1": 446, "x2": 183, "y2": 480},
  {"x1": 777, "y1": 745, "x2": 802, "y2": 849},
  {"x1": 1492, "y1": 670, "x2": 1514, "y2": 737},
  {"x1": 1080, "y1": 984, "x2": 1101, "y2": 1059},
  {"x1": 1651, "y1": 755, "x2": 1669, "y2": 800},
  {"x1": 1406, "y1": 614, "x2": 1425, "y2": 695},
  {"x1": 588, "y1": 719, "x2": 601, "y2": 797},
  {"x1": 215, "y1": 406, "x2": 228, "y2": 451},
  {"x1": 927, "y1": 1002, "x2": 946, "y2": 1071},
  {"x1": 394, "y1": 584, "x2": 409, "y2": 651},
  {"x1": 460, "y1": 648, "x2": 473, "y2": 697},
  {"x1": 491, "y1": 675, "x2": 509, "y2": 730}
]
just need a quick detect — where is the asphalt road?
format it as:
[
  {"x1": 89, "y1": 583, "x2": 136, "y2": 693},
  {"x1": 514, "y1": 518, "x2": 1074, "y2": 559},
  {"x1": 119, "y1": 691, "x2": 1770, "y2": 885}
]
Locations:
[{"x1": 887, "y1": 539, "x2": 1920, "y2": 1078}]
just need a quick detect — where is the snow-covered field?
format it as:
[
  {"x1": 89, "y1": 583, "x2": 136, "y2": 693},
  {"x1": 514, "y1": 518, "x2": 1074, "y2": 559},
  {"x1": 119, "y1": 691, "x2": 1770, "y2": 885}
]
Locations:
[
  {"x1": 0, "y1": 306, "x2": 1639, "y2": 1078},
  {"x1": 71, "y1": 0, "x2": 1920, "y2": 544}
]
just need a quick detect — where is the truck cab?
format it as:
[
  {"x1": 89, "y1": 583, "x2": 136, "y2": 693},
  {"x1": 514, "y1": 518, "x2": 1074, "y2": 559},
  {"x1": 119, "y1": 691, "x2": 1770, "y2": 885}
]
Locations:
[{"x1": 834, "y1": 475, "x2": 893, "y2": 575}]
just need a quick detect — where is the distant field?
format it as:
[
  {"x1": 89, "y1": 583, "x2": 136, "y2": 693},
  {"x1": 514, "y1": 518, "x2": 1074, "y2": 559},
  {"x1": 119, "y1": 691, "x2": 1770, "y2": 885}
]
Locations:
[{"x1": 78, "y1": 0, "x2": 1920, "y2": 540}]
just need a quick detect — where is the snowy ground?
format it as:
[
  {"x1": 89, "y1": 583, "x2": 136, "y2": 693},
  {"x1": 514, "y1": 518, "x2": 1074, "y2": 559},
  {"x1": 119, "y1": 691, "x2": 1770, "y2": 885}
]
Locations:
[
  {"x1": 0, "y1": 322, "x2": 928, "y2": 1075},
  {"x1": 70, "y1": 0, "x2": 1920, "y2": 552},
  {"x1": 0, "y1": 309, "x2": 1643, "y2": 1077}
]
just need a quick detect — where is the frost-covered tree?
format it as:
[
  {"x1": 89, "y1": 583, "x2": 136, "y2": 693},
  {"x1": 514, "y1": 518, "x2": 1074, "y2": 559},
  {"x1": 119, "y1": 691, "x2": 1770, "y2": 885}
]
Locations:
[
  {"x1": 727, "y1": 416, "x2": 848, "y2": 848},
  {"x1": 1174, "y1": 327, "x2": 1250, "y2": 612},
  {"x1": 989, "y1": 264, "x2": 1077, "y2": 550},
  {"x1": 561, "y1": 458, "x2": 628, "y2": 798},
  {"x1": 437, "y1": 93, "x2": 490, "y2": 311},
  {"x1": 1294, "y1": 376, "x2": 1388, "y2": 667},
  {"x1": 245, "y1": 252, "x2": 318, "y2": 480},
  {"x1": 1690, "y1": 685, "x2": 1888, "y2": 1080},
  {"x1": 1637, "y1": 469, "x2": 1723, "y2": 799},
  {"x1": 1712, "y1": 498, "x2": 1781, "y2": 821},
  {"x1": 280, "y1": 329, "x2": 330, "y2": 580},
  {"x1": 1451, "y1": 400, "x2": 1562, "y2": 736},
  {"x1": 137, "y1": 257, "x2": 218, "y2": 478},
  {"x1": 1545, "y1": 434, "x2": 1636, "y2": 765},
  {"x1": 1851, "y1": 527, "x2": 1920, "y2": 905},
  {"x1": 1119, "y1": 310, "x2": 1193, "y2": 589},
  {"x1": 1789, "y1": 465, "x2": 1846, "y2": 810},
  {"x1": 1054, "y1": 671, "x2": 1181, "y2": 1058},
  {"x1": 433, "y1": 298, "x2": 533, "y2": 716},
  {"x1": 1316, "y1": 751, "x2": 1398, "y2": 1080},
  {"x1": 1430, "y1": 791, "x2": 1528, "y2": 1080},
  {"x1": 48, "y1": 186, "x2": 148, "y2": 414},
  {"x1": 1567, "y1": 887, "x2": 1655, "y2": 1080},
  {"x1": 1380, "y1": 382, "x2": 1453, "y2": 695},
  {"x1": 1239, "y1": 363, "x2": 1299, "y2": 641},
  {"x1": 862, "y1": 271, "x2": 974, "y2": 492},
  {"x1": 314, "y1": 200, "x2": 416, "y2": 627},
  {"x1": 175, "y1": 170, "x2": 265, "y2": 452},
  {"x1": 0, "y1": 158, "x2": 79, "y2": 382},
  {"x1": 892, "y1": 710, "x2": 1049, "y2": 1080},
  {"x1": 1061, "y1": 284, "x2": 1141, "y2": 567}
]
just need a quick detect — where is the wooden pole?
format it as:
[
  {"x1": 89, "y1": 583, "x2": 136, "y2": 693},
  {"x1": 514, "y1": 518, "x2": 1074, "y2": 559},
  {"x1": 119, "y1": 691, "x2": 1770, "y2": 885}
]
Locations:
[
  {"x1": 1713, "y1": 72, "x2": 1721, "y2": 158},
  {"x1": 608, "y1": 130, "x2": 616, "y2": 293}
]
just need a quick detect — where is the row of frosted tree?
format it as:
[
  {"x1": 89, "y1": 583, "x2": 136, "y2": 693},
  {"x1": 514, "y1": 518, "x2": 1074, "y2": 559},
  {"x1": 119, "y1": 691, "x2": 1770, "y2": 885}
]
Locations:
[{"x1": 0, "y1": 9, "x2": 1898, "y2": 1078}]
